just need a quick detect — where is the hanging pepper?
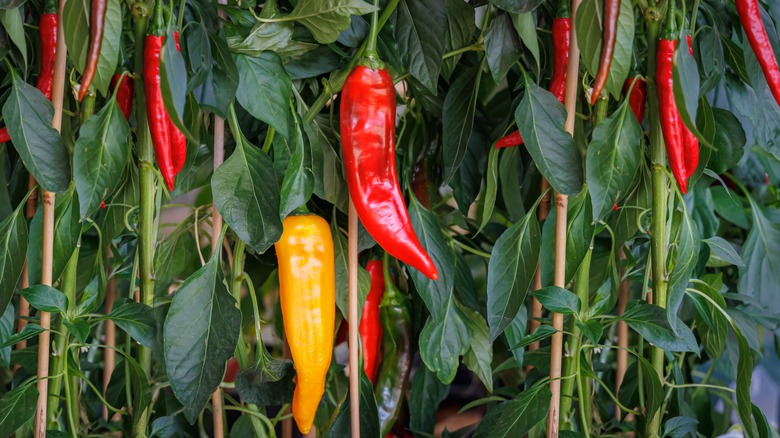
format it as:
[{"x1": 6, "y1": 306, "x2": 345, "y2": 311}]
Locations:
[
  {"x1": 656, "y1": 21, "x2": 689, "y2": 192},
  {"x1": 169, "y1": 31, "x2": 187, "y2": 174},
  {"x1": 736, "y1": 0, "x2": 780, "y2": 107},
  {"x1": 590, "y1": 0, "x2": 620, "y2": 104},
  {"x1": 360, "y1": 260, "x2": 385, "y2": 383},
  {"x1": 77, "y1": 0, "x2": 107, "y2": 101},
  {"x1": 275, "y1": 214, "x2": 335, "y2": 435},
  {"x1": 622, "y1": 76, "x2": 646, "y2": 123},
  {"x1": 340, "y1": 12, "x2": 438, "y2": 280},
  {"x1": 680, "y1": 35, "x2": 699, "y2": 179},
  {"x1": 495, "y1": 7, "x2": 569, "y2": 149},
  {"x1": 374, "y1": 256, "x2": 413, "y2": 437},
  {"x1": 0, "y1": 3, "x2": 57, "y2": 143},
  {"x1": 110, "y1": 74, "x2": 134, "y2": 121},
  {"x1": 144, "y1": 1, "x2": 176, "y2": 191}
]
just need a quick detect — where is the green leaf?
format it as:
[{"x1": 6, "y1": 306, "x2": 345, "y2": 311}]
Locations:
[
  {"x1": 408, "y1": 195, "x2": 455, "y2": 321},
  {"x1": 441, "y1": 64, "x2": 480, "y2": 185},
  {"x1": 0, "y1": 323, "x2": 43, "y2": 348},
  {"x1": 511, "y1": 13, "x2": 540, "y2": 73},
  {"x1": 0, "y1": 201, "x2": 27, "y2": 317},
  {"x1": 667, "y1": 208, "x2": 700, "y2": 334},
  {"x1": 279, "y1": 115, "x2": 314, "y2": 217},
  {"x1": 99, "y1": 166, "x2": 140, "y2": 242},
  {"x1": 0, "y1": 381, "x2": 37, "y2": 437},
  {"x1": 541, "y1": 188, "x2": 595, "y2": 286},
  {"x1": 396, "y1": 0, "x2": 447, "y2": 92},
  {"x1": 28, "y1": 184, "x2": 81, "y2": 284},
  {"x1": 478, "y1": 145, "x2": 500, "y2": 233},
  {"x1": 0, "y1": 305, "x2": 12, "y2": 366},
  {"x1": 619, "y1": 301, "x2": 698, "y2": 352},
  {"x1": 0, "y1": 8, "x2": 26, "y2": 67},
  {"x1": 441, "y1": 0, "x2": 475, "y2": 81},
  {"x1": 419, "y1": 296, "x2": 471, "y2": 384},
  {"x1": 460, "y1": 305, "x2": 494, "y2": 392},
  {"x1": 586, "y1": 100, "x2": 642, "y2": 220},
  {"x1": 576, "y1": 319, "x2": 603, "y2": 344},
  {"x1": 409, "y1": 366, "x2": 450, "y2": 435},
  {"x1": 736, "y1": 334, "x2": 758, "y2": 438},
  {"x1": 212, "y1": 138, "x2": 283, "y2": 253},
  {"x1": 163, "y1": 253, "x2": 241, "y2": 423},
  {"x1": 285, "y1": 0, "x2": 377, "y2": 44},
  {"x1": 192, "y1": 31, "x2": 240, "y2": 118},
  {"x1": 738, "y1": 199, "x2": 780, "y2": 312},
  {"x1": 327, "y1": 370, "x2": 380, "y2": 437},
  {"x1": 234, "y1": 52, "x2": 292, "y2": 140},
  {"x1": 576, "y1": 0, "x2": 634, "y2": 98},
  {"x1": 2, "y1": 70, "x2": 70, "y2": 193},
  {"x1": 673, "y1": 36, "x2": 708, "y2": 147},
  {"x1": 609, "y1": 164, "x2": 651, "y2": 246},
  {"x1": 486, "y1": 209, "x2": 540, "y2": 341},
  {"x1": 503, "y1": 305, "x2": 527, "y2": 365},
  {"x1": 235, "y1": 358, "x2": 296, "y2": 407},
  {"x1": 161, "y1": 28, "x2": 198, "y2": 145},
  {"x1": 74, "y1": 99, "x2": 130, "y2": 218},
  {"x1": 516, "y1": 77, "x2": 582, "y2": 195},
  {"x1": 635, "y1": 353, "x2": 663, "y2": 418},
  {"x1": 709, "y1": 108, "x2": 746, "y2": 174},
  {"x1": 490, "y1": 0, "x2": 545, "y2": 14},
  {"x1": 534, "y1": 286, "x2": 581, "y2": 315},
  {"x1": 154, "y1": 216, "x2": 200, "y2": 295},
  {"x1": 703, "y1": 236, "x2": 744, "y2": 267},
  {"x1": 484, "y1": 13, "x2": 521, "y2": 83},
  {"x1": 332, "y1": 223, "x2": 371, "y2": 321},
  {"x1": 108, "y1": 299, "x2": 156, "y2": 349},
  {"x1": 688, "y1": 277, "x2": 727, "y2": 359},
  {"x1": 473, "y1": 380, "x2": 551, "y2": 438},
  {"x1": 509, "y1": 324, "x2": 556, "y2": 350},
  {"x1": 663, "y1": 416, "x2": 699, "y2": 438},
  {"x1": 19, "y1": 285, "x2": 67, "y2": 314}
]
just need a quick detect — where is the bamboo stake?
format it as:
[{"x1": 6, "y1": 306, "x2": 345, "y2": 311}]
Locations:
[
  {"x1": 282, "y1": 339, "x2": 293, "y2": 438},
  {"x1": 529, "y1": 178, "x2": 550, "y2": 353},
  {"x1": 615, "y1": 248, "x2": 629, "y2": 421},
  {"x1": 547, "y1": 0, "x2": 582, "y2": 434},
  {"x1": 16, "y1": 175, "x2": 37, "y2": 355},
  {"x1": 347, "y1": 201, "x2": 360, "y2": 437},
  {"x1": 210, "y1": 113, "x2": 226, "y2": 438},
  {"x1": 34, "y1": 0, "x2": 68, "y2": 433},
  {"x1": 102, "y1": 255, "x2": 116, "y2": 421}
]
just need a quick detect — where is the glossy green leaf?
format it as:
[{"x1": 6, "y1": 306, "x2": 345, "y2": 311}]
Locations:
[
  {"x1": 0, "y1": 380, "x2": 37, "y2": 437},
  {"x1": 620, "y1": 301, "x2": 698, "y2": 352},
  {"x1": 473, "y1": 380, "x2": 551, "y2": 438},
  {"x1": 511, "y1": 13, "x2": 540, "y2": 73},
  {"x1": 285, "y1": 0, "x2": 376, "y2": 44},
  {"x1": 74, "y1": 99, "x2": 130, "y2": 218},
  {"x1": 442, "y1": 64, "x2": 480, "y2": 185},
  {"x1": 0, "y1": 305, "x2": 12, "y2": 366},
  {"x1": 663, "y1": 416, "x2": 699, "y2": 438},
  {"x1": 212, "y1": 138, "x2": 283, "y2": 253},
  {"x1": 227, "y1": 0, "x2": 317, "y2": 58},
  {"x1": 516, "y1": 77, "x2": 582, "y2": 195},
  {"x1": 503, "y1": 305, "x2": 528, "y2": 364},
  {"x1": 2, "y1": 70, "x2": 70, "y2": 193},
  {"x1": 192, "y1": 31, "x2": 239, "y2": 118},
  {"x1": 327, "y1": 370, "x2": 380, "y2": 437},
  {"x1": 635, "y1": 353, "x2": 663, "y2": 418},
  {"x1": 409, "y1": 366, "x2": 450, "y2": 435},
  {"x1": 108, "y1": 299, "x2": 156, "y2": 349},
  {"x1": 486, "y1": 208, "x2": 540, "y2": 341},
  {"x1": 396, "y1": 0, "x2": 447, "y2": 92},
  {"x1": 709, "y1": 108, "x2": 746, "y2": 174},
  {"x1": 673, "y1": 36, "x2": 708, "y2": 147},
  {"x1": 738, "y1": 199, "x2": 780, "y2": 313},
  {"x1": 0, "y1": 8, "x2": 25, "y2": 67},
  {"x1": 19, "y1": 285, "x2": 67, "y2": 314},
  {"x1": 586, "y1": 100, "x2": 642, "y2": 220},
  {"x1": 235, "y1": 358, "x2": 296, "y2": 407},
  {"x1": 491, "y1": 0, "x2": 545, "y2": 14},
  {"x1": 460, "y1": 305, "x2": 494, "y2": 392},
  {"x1": 0, "y1": 323, "x2": 43, "y2": 348},
  {"x1": 161, "y1": 28, "x2": 198, "y2": 144},
  {"x1": 441, "y1": 0, "x2": 475, "y2": 80},
  {"x1": 534, "y1": 286, "x2": 580, "y2": 315},
  {"x1": 279, "y1": 115, "x2": 314, "y2": 217},
  {"x1": 63, "y1": 0, "x2": 121, "y2": 95},
  {"x1": 509, "y1": 324, "x2": 557, "y2": 350},
  {"x1": 163, "y1": 252, "x2": 241, "y2": 423},
  {"x1": 0, "y1": 201, "x2": 27, "y2": 317},
  {"x1": 703, "y1": 236, "x2": 744, "y2": 267},
  {"x1": 234, "y1": 52, "x2": 292, "y2": 140},
  {"x1": 667, "y1": 208, "x2": 700, "y2": 333},
  {"x1": 541, "y1": 188, "x2": 595, "y2": 286},
  {"x1": 484, "y1": 13, "x2": 521, "y2": 83},
  {"x1": 478, "y1": 146, "x2": 500, "y2": 233},
  {"x1": 419, "y1": 295, "x2": 471, "y2": 384}
]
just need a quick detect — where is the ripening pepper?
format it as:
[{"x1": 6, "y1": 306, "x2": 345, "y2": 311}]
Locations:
[
  {"x1": 736, "y1": 0, "x2": 780, "y2": 107},
  {"x1": 590, "y1": 0, "x2": 620, "y2": 104},
  {"x1": 78, "y1": 0, "x2": 107, "y2": 100},
  {"x1": 623, "y1": 76, "x2": 646, "y2": 123},
  {"x1": 275, "y1": 214, "x2": 335, "y2": 435},
  {"x1": 360, "y1": 259, "x2": 385, "y2": 383}
]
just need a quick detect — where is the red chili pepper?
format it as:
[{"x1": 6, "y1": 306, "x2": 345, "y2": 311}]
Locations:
[
  {"x1": 591, "y1": 0, "x2": 620, "y2": 104},
  {"x1": 169, "y1": 31, "x2": 187, "y2": 174},
  {"x1": 340, "y1": 64, "x2": 438, "y2": 280},
  {"x1": 495, "y1": 12, "x2": 569, "y2": 149},
  {"x1": 736, "y1": 0, "x2": 780, "y2": 107},
  {"x1": 360, "y1": 260, "x2": 385, "y2": 383},
  {"x1": 144, "y1": 31, "x2": 176, "y2": 191},
  {"x1": 656, "y1": 38, "x2": 689, "y2": 193},
  {"x1": 0, "y1": 6, "x2": 57, "y2": 143},
  {"x1": 78, "y1": 0, "x2": 107, "y2": 101},
  {"x1": 680, "y1": 35, "x2": 699, "y2": 179},
  {"x1": 110, "y1": 74, "x2": 134, "y2": 121},
  {"x1": 622, "y1": 76, "x2": 647, "y2": 123}
]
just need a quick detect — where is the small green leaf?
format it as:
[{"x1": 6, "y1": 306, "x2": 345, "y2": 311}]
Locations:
[
  {"x1": 663, "y1": 416, "x2": 699, "y2": 438},
  {"x1": 279, "y1": 115, "x2": 314, "y2": 217},
  {"x1": 108, "y1": 299, "x2": 156, "y2": 348},
  {"x1": 19, "y1": 285, "x2": 67, "y2": 314},
  {"x1": 396, "y1": 0, "x2": 447, "y2": 92},
  {"x1": 285, "y1": 0, "x2": 377, "y2": 44},
  {"x1": 460, "y1": 305, "x2": 494, "y2": 392},
  {"x1": 327, "y1": 370, "x2": 380, "y2": 437},
  {"x1": 441, "y1": 0, "x2": 475, "y2": 80},
  {"x1": 478, "y1": 146, "x2": 500, "y2": 233},
  {"x1": 511, "y1": 13, "x2": 540, "y2": 73},
  {"x1": 235, "y1": 358, "x2": 296, "y2": 407},
  {"x1": 0, "y1": 323, "x2": 44, "y2": 349},
  {"x1": 161, "y1": 28, "x2": 198, "y2": 144},
  {"x1": 509, "y1": 324, "x2": 557, "y2": 350},
  {"x1": 620, "y1": 301, "x2": 698, "y2": 352},
  {"x1": 484, "y1": 13, "x2": 521, "y2": 83},
  {"x1": 419, "y1": 296, "x2": 471, "y2": 384},
  {"x1": 703, "y1": 236, "x2": 744, "y2": 267},
  {"x1": 0, "y1": 8, "x2": 26, "y2": 67},
  {"x1": 534, "y1": 286, "x2": 581, "y2": 315},
  {"x1": 409, "y1": 366, "x2": 450, "y2": 435},
  {"x1": 442, "y1": 64, "x2": 480, "y2": 185},
  {"x1": 234, "y1": 52, "x2": 292, "y2": 140},
  {"x1": 0, "y1": 381, "x2": 37, "y2": 437},
  {"x1": 473, "y1": 380, "x2": 551, "y2": 438},
  {"x1": 0, "y1": 201, "x2": 27, "y2": 317}
]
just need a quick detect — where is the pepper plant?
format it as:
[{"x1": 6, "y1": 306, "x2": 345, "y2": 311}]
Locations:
[{"x1": 0, "y1": 0, "x2": 778, "y2": 436}]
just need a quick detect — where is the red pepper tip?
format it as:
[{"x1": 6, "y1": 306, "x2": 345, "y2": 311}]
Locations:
[
  {"x1": 100, "y1": 200, "x2": 106, "y2": 209},
  {"x1": 612, "y1": 203, "x2": 619, "y2": 212}
]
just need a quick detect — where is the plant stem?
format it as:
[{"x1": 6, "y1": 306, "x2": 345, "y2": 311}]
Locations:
[
  {"x1": 132, "y1": 10, "x2": 154, "y2": 437},
  {"x1": 644, "y1": 10, "x2": 668, "y2": 437},
  {"x1": 559, "y1": 249, "x2": 592, "y2": 433}
]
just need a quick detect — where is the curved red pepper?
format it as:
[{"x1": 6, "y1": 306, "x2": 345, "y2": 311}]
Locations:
[
  {"x1": 0, "y1": 11, "x2": 57, "y2": 143},
  {"x1": 360, "y1": 259, "x2": 385, "y2": 383},
  {"x1": 495, "y1": 16, "x2": 569, "y2": 149},
  {"x1": 591, "y1": 0, "x2": 620, "y2": 104},
  {"x1": 110, "y1": 74, "x2": 134, "y2": 121},
  {"x1": 144, "y1": 34, "x2": 176, "y2": 191},
  {"x1": 623, "y1": 76, "x2": 646, "y2": 123},
  {"x1": 340, "y1": 65, "x2": 438, "y2": 280},
  {"x1": 680, "y1": 35, "x2": 699, "y2": 179},
  {"x1": 78, "y1": 0, "x2": 107, "y2": 101},
  {"x1": 169, "y1": 31, "x2": 187, "y2": 174},
  {"x1": 736, "y1": 0, "x2": 780, "y2": 107},
  {"x1": 656, "y1": 38, "x2": 688, "y2": 193}
]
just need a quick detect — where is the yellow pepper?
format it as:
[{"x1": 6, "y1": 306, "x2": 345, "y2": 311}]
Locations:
[{"x1": 275, "y1": 214, "x2": 335, "y2": 434}]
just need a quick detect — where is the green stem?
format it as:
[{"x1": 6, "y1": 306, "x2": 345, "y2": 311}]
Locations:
[
  {"x1": 644, "y1": 11, "x2": 668, "y2": 438},
  {"x1": 442, "y1": 43, "x2": 485, "y2": 60},
  {"x1": 80, "y1": 91, "x2": 96, "y2": 124},
  {"x1": 593, "y1": 95, "x2": 609, "y2": 126},
  {"x1": 364, "y1": 0, "x2": 380, "y2": 58},
  {"x1": 559, "y1": 249, "x2": 592, "y2": 433},
  {"x1": 230, "y1": 240, "x2": 252, "y2": 369},
  {"x1": 261, "y1": 127, "x2": 275, "y2": 155},
  {"x1": 133, "y1": 10, "x2": 155, "y2": 438},
  {"x1": 47, "y1": 247, "x2": 80, "y2": 432}
]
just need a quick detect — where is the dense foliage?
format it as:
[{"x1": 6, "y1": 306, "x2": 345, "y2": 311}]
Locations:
[{"x1": 0, "y1": 0, "x2": 778, "y2": 436}]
